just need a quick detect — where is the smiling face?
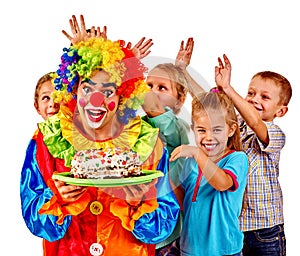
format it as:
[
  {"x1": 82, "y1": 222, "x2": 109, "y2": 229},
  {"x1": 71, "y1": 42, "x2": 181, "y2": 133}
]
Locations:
[
  {"x1": 34, "y1": 80, "x2": 60, "y2": 120},
  {"x1": 77, "y1": 70, "x2": 119, "y2": 132},
  {"x1": 146, "y1": 68, "x2": 183, "y2": 113},
  {"x1": 246, "y1": 77, "x2": 285, "y2": 122},
  {"x1": 192, "y1": 109, "x2": 236, "y2": 161}
]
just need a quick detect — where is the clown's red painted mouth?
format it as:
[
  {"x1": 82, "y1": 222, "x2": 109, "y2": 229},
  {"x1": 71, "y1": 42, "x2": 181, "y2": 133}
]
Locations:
[{"x1": 86, "y1": 109, "x2": 106, "y2": 123}]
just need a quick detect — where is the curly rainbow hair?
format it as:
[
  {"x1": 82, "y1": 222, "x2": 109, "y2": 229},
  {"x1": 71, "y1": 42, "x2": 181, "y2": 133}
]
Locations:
[{"x1": 52, "y1": 37, "x2": 149, "y2": 124}]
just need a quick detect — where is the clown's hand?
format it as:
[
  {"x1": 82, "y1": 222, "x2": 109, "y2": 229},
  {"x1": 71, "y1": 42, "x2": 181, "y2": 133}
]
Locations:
[
  {"x1": 126, "y1": 37, "x2": 153, "y2": 60},
  {"x1": 123, "y1": 178, "x2": 157, "y2": 206},
  {"x1": 53, "y1": 179, "x2": 88, "y2": 203}
]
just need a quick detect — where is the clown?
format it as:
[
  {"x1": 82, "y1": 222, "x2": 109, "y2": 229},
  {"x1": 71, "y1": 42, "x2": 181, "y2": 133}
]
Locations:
[{"x1": 20, "y1": 22, "x2": 179, "y2": 256}]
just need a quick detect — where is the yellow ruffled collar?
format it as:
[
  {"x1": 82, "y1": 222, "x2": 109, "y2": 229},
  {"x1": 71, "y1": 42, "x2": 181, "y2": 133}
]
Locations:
[
  {"x1": 58, "y1": 106, "x2": 141, "y2": 152},
  {"x1": 39, "y1": 106, "x2": 159, "y2": 166}
]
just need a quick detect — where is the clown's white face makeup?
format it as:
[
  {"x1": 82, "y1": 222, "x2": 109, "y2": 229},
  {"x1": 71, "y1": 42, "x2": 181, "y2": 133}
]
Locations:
[{"x1": 77, "y1": 70, "x2": 119, "y2": 132}]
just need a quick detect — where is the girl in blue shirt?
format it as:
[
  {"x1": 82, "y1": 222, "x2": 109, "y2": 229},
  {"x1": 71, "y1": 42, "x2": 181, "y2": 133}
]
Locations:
[{"x1": 170, "y1": 90, "x2": 249, "y2": 256}]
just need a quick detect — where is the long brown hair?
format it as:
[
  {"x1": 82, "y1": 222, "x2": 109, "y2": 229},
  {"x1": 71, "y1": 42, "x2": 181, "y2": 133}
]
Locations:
[{"x1": 192, "y1": 89, "x2": 242, "y2": 151}]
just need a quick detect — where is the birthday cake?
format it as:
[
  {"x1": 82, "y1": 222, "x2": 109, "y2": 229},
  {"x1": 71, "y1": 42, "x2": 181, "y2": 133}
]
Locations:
[{"x1": 70, "y1": 148, "x2": 143, "y2": 179}]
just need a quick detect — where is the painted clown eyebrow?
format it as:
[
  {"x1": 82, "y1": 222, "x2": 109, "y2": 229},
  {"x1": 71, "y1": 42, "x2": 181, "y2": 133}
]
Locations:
[
  {"x1": 81, "y1": 79, "x2": 116, "y2": 88},
  {"x1": 102, "y1": 82, "x2": 117, "y2": 89},
  {"x1": 81, "y1": 79, "x2": 97, "y2": 86}
]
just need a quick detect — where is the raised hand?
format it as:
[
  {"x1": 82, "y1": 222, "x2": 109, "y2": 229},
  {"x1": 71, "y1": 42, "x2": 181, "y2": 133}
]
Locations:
[
  {"x1": 214, "y1": 54, "x2": 232, "y2": 91},
  {"x1": 62, "y1": 14, "x2": 107, "y2": 45},
  {"x1": 126, "y1": 37, "x2": 153, "y2": 60},
  {"x1": 175, "y1": 37, "x2": 194, "y2": 69}
]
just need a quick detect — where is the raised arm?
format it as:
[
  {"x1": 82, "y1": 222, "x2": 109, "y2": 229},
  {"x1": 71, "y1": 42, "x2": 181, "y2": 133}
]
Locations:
[
  {"x1": 175, "y1": 37, "x2": 194, "y2": 70},
  {"x1": 215, "y1": 54, "x2": 269, "y2": 145},
  {"x1": 175, "y1": 37, "x2": 205, "y2": 97},
  {"x1": 62, "y1": 14, "x2": 107, "y2": 45}
]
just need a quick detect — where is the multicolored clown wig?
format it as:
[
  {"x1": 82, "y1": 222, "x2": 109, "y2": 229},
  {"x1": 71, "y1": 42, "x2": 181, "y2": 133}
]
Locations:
[{"x1": 52, "y1": 37, "x2": 149, "y2": 124}]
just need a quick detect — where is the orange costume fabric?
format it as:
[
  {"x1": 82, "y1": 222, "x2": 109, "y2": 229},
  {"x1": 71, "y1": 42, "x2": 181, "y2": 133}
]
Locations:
[{"x1": 20, "y1": 114, "x2": 180, "y2": 256}]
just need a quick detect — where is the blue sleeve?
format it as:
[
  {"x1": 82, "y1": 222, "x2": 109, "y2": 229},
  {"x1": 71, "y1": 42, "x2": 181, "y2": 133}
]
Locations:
[
  {"x1": 218, "y1": 151, "x2": 249, "y2": 192},
  {"x1": 132, "y1": 148, "x2": 180, "y2": 244},
  {"x1": 20, "y1": 139, "x2": 71, "y2": 242}
]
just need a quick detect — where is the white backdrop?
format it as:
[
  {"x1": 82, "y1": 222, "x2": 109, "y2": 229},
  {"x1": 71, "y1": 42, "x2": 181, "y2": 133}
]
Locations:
[{"x1": 1, "y1": 0, "x2": 299, "y2": 255}]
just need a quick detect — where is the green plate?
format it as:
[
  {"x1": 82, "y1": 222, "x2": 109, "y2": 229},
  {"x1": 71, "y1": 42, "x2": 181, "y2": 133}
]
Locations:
[{"x1": 52, "y1": 170, "x2": 164, "y2": 187}]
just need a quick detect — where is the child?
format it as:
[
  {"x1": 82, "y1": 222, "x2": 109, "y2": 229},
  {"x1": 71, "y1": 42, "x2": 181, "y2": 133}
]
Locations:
[
  {"x1": 34, "y1": 72, "x2": 60, "y2": 120},
  {"x1": 169, "y1": 90, "x2": 249, "y2": 256},
  {"x1": 215, "y1": 54, "x2": 292, "y2": 256},
  {"x1": 143, "y1": 63, "x2": 190, "y2": 145},
  {"x1": 143, "y1": 38, "x2": 205, "y2": 179},
  {"x1": 143, "y1": 62, "x2": 189, "y2": 256},
  {"x1": 142, "y1": 38, "x2": 205, "y2": 256}
]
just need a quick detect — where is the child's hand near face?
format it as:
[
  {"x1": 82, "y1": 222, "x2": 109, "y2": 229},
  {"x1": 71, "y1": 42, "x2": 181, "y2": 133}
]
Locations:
[{"x1": 170, "y1": 145, "x2": 199, "y2": 162}]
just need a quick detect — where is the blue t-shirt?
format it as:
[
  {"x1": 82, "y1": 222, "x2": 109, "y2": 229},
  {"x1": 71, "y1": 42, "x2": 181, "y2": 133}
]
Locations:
[{"x1": 180, "y1": 151, "x2": 248, "y2": 256}]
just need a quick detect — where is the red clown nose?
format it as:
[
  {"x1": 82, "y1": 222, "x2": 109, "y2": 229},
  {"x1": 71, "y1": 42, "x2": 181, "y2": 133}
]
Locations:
[{"x1": 90, "y1": 92, "x2": 105, "y2": 107}]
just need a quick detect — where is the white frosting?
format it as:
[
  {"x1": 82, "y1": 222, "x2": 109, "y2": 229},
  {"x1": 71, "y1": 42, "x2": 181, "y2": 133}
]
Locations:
[{"x1": 71, "y1": 148, "x2": 142, "y2": 179}]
